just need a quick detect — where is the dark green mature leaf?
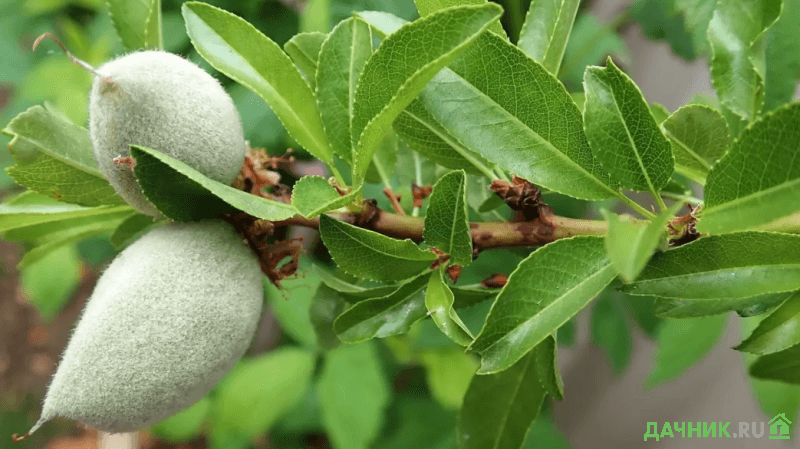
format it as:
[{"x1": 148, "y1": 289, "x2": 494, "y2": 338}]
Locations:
[
  {"x1": 350, "y1": 4, "x2": 503, "y2": 185},
  {"x1": 699, "y1": 103, "x2": 800, "y2": 234},
  {"x1": 661, "y1": 105, "x2": 731, "y2": 184},
  {"x1": 312, "y1": 264, "x2": 399, "y2": 298},
  {"x1": 415, "y1": 0, "x2": 507, "y2": 37},
  {"x1": 559, "y1": 13, "x2": 630, "y2": 91},
  {"x1": 623, "y1": 232, "x2": 800, "y2": 300},
  {"x1": 737, "y1": 291, "x2": 800, "y2": 354},
  {"x1": 750, "y1": 344, "x2": 800, "y2": 384},
  {"x1": 765, "y1": 0, "x2": 800, "y2": 112},
  {"x1": 426, "y1": 269, "x2": 473, "y2": 346},
  {"x1": 592, "y1": 292, "x2": 632, "y2": 374},
  {"x1": 2, "y1": 106, "x2": 123, "y2": 207},
  {"x1": 424, "y1": 170, "x2": 472, "y2": 266},
  {"x1": 109, "y1": 213, "x2": 156, "y2": 249},
  {"x1": 333, "y1": 275, "x2": 428, "y2": 342},
  {"x1": 675, "y1": 0, "x2": 716, "y2": 54},
  {"x1": 647, "y1": 314, "x2": 727, "y2": 387},
  {"x1": 535, "y1": 335, "x2": 564, "y2": 400},
  {"x1": 310, "y1": 284, "x2": 348, "y2": 350},
  {"x1": 457, "y1": 348, "x2": 546, "y2": 449},
  {"x1": 318, "y1": 342, "x2": 390, "y2": 449},
  {"x1": 419, "y1": 33, "x2": 619, "y2": 201},
  {"x1": 583, "y1": 58, "x2": 674, "y2": 194},
  {"x1": 631, "y1": 0, "x2": 696, "y2": 60},
  {"x1": 284, "y1": 31, "x2": 327, "y2": 89},
  {"x1": 182, "y1": 2, "x2": 334, "y2": 164},
  {"x1": 108, "y1": 0, "x2": 163, "y2": 50},
  {"x1": 316, "y1": 18, "x2": 372, "y2": 163},
  {"x1": 19, "y1": 244, "x2": 81, "y2": 321},
  {"x1": 517, "y1": 0, "x2": 581, "y2": 75},
  {"x1": 469, "y1": 237, "x2": 616, "y2": 374},
  {"x1": 319, "y1": 215, "x2": 435, "y2": 281},
  {"x1": 654, "y1": 292, "x2": 793, "y2": 318},
  {"x1": 291, "y1": 176, "x2": 355, "y2": 218},
  {"x1": 130, "y1": 146, "x2": 296, "y2": 222},
  {"x1": 707, "y1": 0, "x2": 781, "y2": 121},
  {"x1": 377, "y1": 396, "x2": 456, "y2": 449}
]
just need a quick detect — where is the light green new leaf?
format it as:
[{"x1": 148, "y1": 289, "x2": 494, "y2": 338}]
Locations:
[
  {"x1": 284, "y1": 31, "x2": 327, "y2": 89},
  {"x1": 108, "y1": 0, "x2": 163, "y2": 50},
  {"x1": 750, "y1": 344, "x2": 800, "y2": 384},
  {"x1": 424, "y1": 170, "x2": 472, "y2": 266},
  {"x1": 319, "y1": 214, "x2": 436, "y2": 281},
  {"x1": 0, "y1": 195, "x2": 132, "y2": 234},
  {"x1": 765, "y1": 0, "x2": 800, "y2": 112},
  {"x1": 654, "y1": 292, "x2": 793, "y2": 318},
  {"x1": 622, "y1": 232, "x2": 800, "y2": 299},
  {"x1": 130, "y1": 145, "x2": 297, "y2": 222},
  {"x1": 350, "y1": 4, "x2": 503, "y2": 185},
  {"x1": 291, "y1": 176, "x2": 356, "y2": 218},
  {"x1": 592, "y1": 292, "x2": 632, "y2": 374},
  {"x1": 699, "y1": 103, "x2": 800, "y2": 234},
  {"x1": 602, "y1": 203, "x2": 681, "y2": 283},
  {"x1": 151, "y1": 397, "x2": 210, "y2": 443},
  {"x1": 414, "y1": 0, "x2": 507, "y2": 37},
  {"x1": 182, "y1": 2, "x2": 333, "y2": 164},
  {"x1": 214, "y1": 348, "x2": 315, "y2": 439},
  {"x1": 419, "y1": 349, "x2": 478, "y2": 409},
  {"x1": 316, "y1": 18, "x2": 372, "y2": 163},
  {"x1": 265, "y1": 268, "x2": 319, "y2": 348},
  {"x1": 312, "y1": 264, "x2": 398, "y2": 298},
  {"x1": 318, "y1": 342, "x2": 390, "y2": 449},
  {"x1": 737, "y1": 291, "x2": 800, "y2": 355},
  {"x1": 2, "y1": 106, "x2": 123, "y2": 207},
  {"x1": 517, "y1": 0, "x2": 581, "y2": 75},
  {"x1": 583, "y1": 58, "x2": 674, "y2": 194},
  {"x1": 707, "y1": 0, "x2": 782, "y2": 121},
  {"x1": 333, "y1": 275, "x2": 428, "y2": 343},
  {"x1": 647, "y1": 314, "x2": 727, "y2": 387},
  {"x1": 20, "y1": 244, "x2": 81, "y2": 321},
  {"x1": 426, "y1": 269, "x2": 474, "y2": 346},
  {"x1": 457, "y1": 347, "x2": 546, "y2": 449},
  {"x1": 469, "y1": 237, "x2": 616, "y2": 374},
  {"x1": 661, "y1": 104, "x2": 731, "y2": 184}
]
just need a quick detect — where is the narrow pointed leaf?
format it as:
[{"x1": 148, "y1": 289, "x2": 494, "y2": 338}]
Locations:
[
  {"x1": 182, "y1": 2, "x2": 333, "y2": 164},
  {"x1": 661, "y1": 104, "x2": 731, "y2": 184},
  {"x1": 737, "y1": 291, "x2": 800, "y2": 355},
  {"x1": 469, "y1": 237, "x2": 616, "y2": 374},
  {"x1": 424, "y1": 170, "x2": 472, "y2": 266},
  {"x1": 0, "y1": 196, "x2": 132, "y2": 234},
  {"x1": 583, "y1": 58, "x2": 674, "y2": 193},
  {"x1": 699, "y1": 103, "x2": 800, "y2": 234},
  {"x1": 535, "y1": 335, "x2": 564, "y2": 400},
  {"x1": 426, "y1": 269, "x2": 474, "y2": 346},
  {"x1": 310, "y1": 284, "x2": 348, "y2": 350},
  {"x1": 312, "y1": 265, "x2": 398, "y2": 298},
  {"x1": 333, "y1": 275, "x2": 428, "y2": 342},
  {"x1": 143, "y1": 0, "x2": 163, "y2": 49},
  {"x1": 316, "y1": 18, "x2": 372, "y2": 163},
  {"x1": 764, "y1": 0, "x2": 800, "y2": 112},
  {"x1": 654, "y1": 292, "x2": 793, "y2": 318},
  {"x1": 750, "y1": 344, "x2": 800, "y2": 384},
  {"x1": 707, "y1": 0, "x2": 781, "y2": 121},
  {"x1": 517, "y1": 0, "x2": 581, "y2": 75},
  {"x1": 109, "y1": 213, "x2": 156, "y2": 249},
  {"x1": 319, "y1": 214, "x2": 436, "y2": 282},
  {"x1": 622, "y1": 232, "x2": 800, "y2": 300},
  {"x1": 109, "y1": 0, "x2": 163, "y2": 50},
  {"x1": 592, "y1": 292, "x2": 632, "y2": 373},
  {"x1": 284, "y1": 31, "x2": 327, "y2": 89},
  {"x1": 414, "y1": 0, "x2": 507, "y2": 37},
  {"x1": 351, "y1": 3, "x2": 503, "y2": 185},
  {"x1": 647, "y1": 314, "x2": 727, "y2": 387},
  {"x1": 291, "y1": 176, "x2": 356, "y2": 218},
  {"x1": 130, "y1": 145, "x2": 297, "y2": 222}
]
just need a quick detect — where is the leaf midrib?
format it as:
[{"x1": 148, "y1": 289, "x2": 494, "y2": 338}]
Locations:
[
  {"x1": 705, "y1": 177, "x2": 800, "y2": 213},
  {"x1": 634, "y1": 263, "x2": 800, "y2": 287}
]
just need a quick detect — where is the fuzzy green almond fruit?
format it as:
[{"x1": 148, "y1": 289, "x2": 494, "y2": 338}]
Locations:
[
  {"x1": 89, "y1": 50, "x2": 246, "y2": 216},
  {"x1": 29, "y1": 221, "x2": 263, "y2": 434}
]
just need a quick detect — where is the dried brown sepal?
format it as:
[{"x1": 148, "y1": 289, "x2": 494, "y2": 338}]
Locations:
[
  {"x1": 11, "y1": 433, "x2": 30, "y2": 442},
  {"x1": 668, "y1": 203, "x2": 700, "y2": 247},
  {"x1": 490, "y1": 176, "x2": 548, "y2": 221},
  {"x1": 112, "y1": 156, "x2": 136, "y2": 170},
  {"x1": 412, "y1": 183, "x2": 433, "y2": 209},
  {"x1": 429, "y1": 249, "x2": 450, "y2": 271},
  {"x1": 481, "y1": 273, "x2": 508, "y2": 289},
  {"x1": 446, "y1": 265, "x2": 462, "y2": 283}
]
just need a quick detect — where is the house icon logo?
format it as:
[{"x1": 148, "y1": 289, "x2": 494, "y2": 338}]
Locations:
[{"x1": 769, "y1": 413, "x2": 792, "y2": 440}]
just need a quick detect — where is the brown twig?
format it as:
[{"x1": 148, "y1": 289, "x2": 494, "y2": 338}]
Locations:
[{"x1": 383, "y1": 187, "x2": 406, "y2": 215}]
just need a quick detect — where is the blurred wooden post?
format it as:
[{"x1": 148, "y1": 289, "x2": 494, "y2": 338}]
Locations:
[{"x1": 98, "y1": 432, "x2": 137, "y2": 449}]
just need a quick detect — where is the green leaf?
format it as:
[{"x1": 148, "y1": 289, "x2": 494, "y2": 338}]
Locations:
[
  {"x1": 423, "y1": 170, "x2": 472, "y2": 266},
  {"x1": 583, "y1": 58, "x2": 674, "y2": 194},
  {"x1": 456, "y1": 348, "x2": 546, "y2": 449},
  {"x1": 284, "y1": 31, "x2": 327, "y2": 89},
  {"x1": 419, "y1": 349, "x2": 478, "y2": 409},
  {"x1": 319, "y1": 214, "x2": 436, "y2": 282},
  {"x1": 707, "y1": 0, "x2": 781, "y2": 121},
  {"x1": 699, "y1": 103, "x2": 800, "y2": 234},
  {"x1": 675, "y1": 0, "x2": 716, "y2": 54},
  {"x1": 764, "y1": 0, "x2": 800, "y2": 112},
  {"x1": 623, "y1": 232, "x2": 800, "y2": 300},
  {"x1": 426, "y1": 269, "x2": 474, "y2": 346},
  {"x1": 469, "y1": 236, "x2": 616, "y2": 374},
  {"x1": 0, "y1": 197, "x2": 132, "y2": 235},
  {"x1": 350, "y1": 3, "x2": 503, "y2": 185},
  {"x1": 535, "y1": 335, "x2": 564, "y2": 400},
  {"x1": 631, "y1": 0, "x2": 697, "y2": 60},
  {"x1": 108, "y1": 0, "x2": 163, "y2": 50},
  {"x1": 559, "y1": 13, "x2": 630, "y2": 90},
  {"x1": 647, "y1": 314, "x2": 727, "y2": 387},
  {"x1": 592, "y1": 292, "x2": 632, "y2": 374},
  {"x1": 414, "y1": 0, "x2": 507, "y2": 37},
  {"x1": 213, "y1": 348, "x2": 315, "y2": 440},
  {"x1": 151, "y1": 396, "x2": 210, "y2": 443},
  {"x1": 130, "y1": 145, "x2": 296, "y2": 222},
  {"x1": 661, "y1": 104, "x2": 731, "y2": 184},
  {"x1": 333, "y1": 275, "x2": 428, "y2": 342},
  {"x1": 313, "y1": 264, "x2": 398, "y2": 298},
  {"x1": 623, "y1": 294, "x2": 661, "y2": 337},
  {"x1": 265, "y1": 268, "x2": 319, "y2": 348},
  {"x1": 737, "y1": 291, "x2": 800, "y2": 355},
  {"x1": 316, "y1": 18, "x2": 373, "y2": 163},
  {"x1": 602, "y1": 203, "x2": 680, "y2": 283},
  {"x1": 109, "y1": 213, "x2": 156, "y2": 249},
  {"x1": 419, "y1": 32, "x2": 619, "y2": 200},
  {"x1": 750, "y1": 344, "x2": 800, "y2": 384},
  {"x1": 318, "y1": 342, "x2": 390, "y2": 449},
  {"x1": 2, "y1": 105, "x2": 123, "y2": 207},
  {"x1": 19, "y1": 244, "x2": 81, "y2": 321},
  {"x1": 654, "y1": 292, "x2": 793, "y2": 318},
  {"x1": 291, "y1": 176, "x2": 355, "y2": 218},
  {"x1": 517, "y1": 0, "x2": 581, "y2": 75},
  {"x1": 310, "y1": 284, "x2": 348, "y2": 350},
  {"x1": 377, "y1": 396, "x2": 456, "y2": 449},
  {"x1": 182, "y1": 2, "x2": 334, "y2": 164},
  {"x1": 650, "y1": 103, "x2": 671, "y2": 124}
]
